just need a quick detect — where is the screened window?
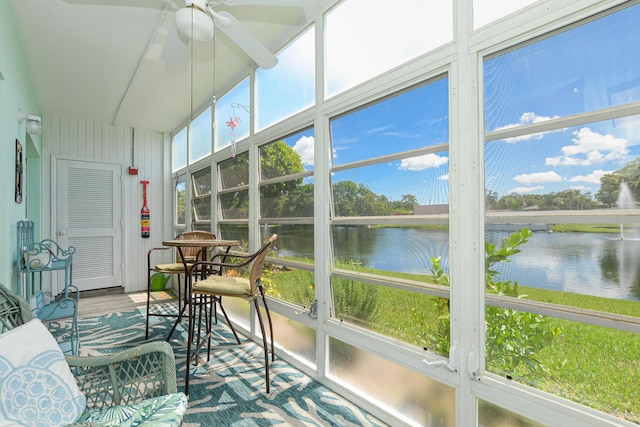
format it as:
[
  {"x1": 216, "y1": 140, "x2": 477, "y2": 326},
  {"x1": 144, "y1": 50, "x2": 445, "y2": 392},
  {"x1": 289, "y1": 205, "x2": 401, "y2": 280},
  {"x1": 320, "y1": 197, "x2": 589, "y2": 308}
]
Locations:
[
  {"x1": 258, "y1": 129, "x2": 315, "y2": 308},
  {"x1": 218, "y1": 152, "x2": 249, "y2": 221},
  {"x1": 328, "y1": 78, "x2": 451, "y2": 349},
  {"x1": 255, "y1": 27, "x2": 315, "y2": 131},
  {"x1": 325, "y1": 0, "x2": 452, "y2": 98},
  {"x1": 191, "y1": 167, "x2": 211, "y2": 226},
  {"x1": 259, "y1": 128, "x2": 315, "y2": 219},
  {"x1": 483, "y1": 4, "x2": 640, "y2": 423},
  {"x1": 189, "y1": 107, "x2": 211, "y2": 164},
  {"x1": 331, "y1": 78, "x2": 449, "y2": 166},
  {"x1": 175, "y1": 180, "x2": 186, "y2": 229},
  {"x1": 484, "y1": 4, "x2": 640, "y2": 133},
  {"x1": 215, "y1": 78, "x2": 250, "y2": 153},
  {"x1": 172, "y1": 128, "x2": 187, "y2": 172}
]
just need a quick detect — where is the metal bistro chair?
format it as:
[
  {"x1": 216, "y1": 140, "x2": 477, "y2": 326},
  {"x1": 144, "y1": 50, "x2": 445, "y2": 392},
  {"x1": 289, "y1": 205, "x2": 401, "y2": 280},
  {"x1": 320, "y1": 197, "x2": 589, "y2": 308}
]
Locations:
[
  {"x1": 184, "y1": 234, "x2": 277, "y2": 395},
  {"x1": 146, "y1": 231, "x2": 216, "y2": 340}
]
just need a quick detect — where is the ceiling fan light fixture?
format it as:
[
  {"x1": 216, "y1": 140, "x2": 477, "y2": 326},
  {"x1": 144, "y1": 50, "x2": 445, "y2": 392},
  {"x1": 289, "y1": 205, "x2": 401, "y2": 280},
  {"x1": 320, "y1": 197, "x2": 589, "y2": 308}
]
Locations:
[{"x1": 176, "y1": 6, "x2": 214, "y2": 42}]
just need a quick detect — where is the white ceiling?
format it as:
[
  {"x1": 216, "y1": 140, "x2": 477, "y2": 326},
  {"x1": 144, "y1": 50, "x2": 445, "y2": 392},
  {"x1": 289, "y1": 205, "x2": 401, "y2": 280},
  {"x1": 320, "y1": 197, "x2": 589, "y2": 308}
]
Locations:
[{"x1": 11, "y1": 0, "x2": 321, "y2": 133}]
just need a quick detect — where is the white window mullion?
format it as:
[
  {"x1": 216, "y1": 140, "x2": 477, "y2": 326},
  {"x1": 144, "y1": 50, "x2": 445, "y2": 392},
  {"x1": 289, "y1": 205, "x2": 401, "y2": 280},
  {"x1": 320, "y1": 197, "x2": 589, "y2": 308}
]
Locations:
[
  {"x1": 314, "y1": 13, "x2": 330, "y2": 383},
  {"x1": 248, "y1": 68, "x2": 259, "y2": 253},
  {"x1": 451, "y1": 0, "x2": 485, "y2": 426}
]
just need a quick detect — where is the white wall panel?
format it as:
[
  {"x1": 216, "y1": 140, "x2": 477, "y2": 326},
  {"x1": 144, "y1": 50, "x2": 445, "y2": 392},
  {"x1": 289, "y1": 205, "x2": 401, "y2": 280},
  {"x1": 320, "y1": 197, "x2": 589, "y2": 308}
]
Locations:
[{"x1": 42, "y1": 114, "x2": 172, "y2": 293}]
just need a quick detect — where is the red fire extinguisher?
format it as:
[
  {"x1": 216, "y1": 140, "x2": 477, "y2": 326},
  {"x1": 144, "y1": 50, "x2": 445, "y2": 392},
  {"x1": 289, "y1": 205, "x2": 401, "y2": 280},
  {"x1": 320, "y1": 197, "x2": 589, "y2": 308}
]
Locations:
[{"x1": 140, "y1": 180, "x2": 150, "y2": 238}]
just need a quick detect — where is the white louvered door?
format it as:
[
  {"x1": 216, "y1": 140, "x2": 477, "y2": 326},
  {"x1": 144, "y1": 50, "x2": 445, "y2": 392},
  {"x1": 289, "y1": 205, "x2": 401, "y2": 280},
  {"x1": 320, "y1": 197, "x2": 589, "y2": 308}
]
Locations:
[{"x1": 55, "y1": 159, "x2": 122, "y2": 293}]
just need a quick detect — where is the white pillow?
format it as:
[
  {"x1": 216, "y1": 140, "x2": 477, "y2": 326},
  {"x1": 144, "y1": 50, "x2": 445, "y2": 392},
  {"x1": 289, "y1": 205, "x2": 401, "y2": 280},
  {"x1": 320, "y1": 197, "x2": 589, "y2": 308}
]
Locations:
[
  {"x1": 0, "y1": 319, "x2": 86, "y2": 427},
  {"x1": 23, "y1": 249, "x2": 51, "y2": 269}
]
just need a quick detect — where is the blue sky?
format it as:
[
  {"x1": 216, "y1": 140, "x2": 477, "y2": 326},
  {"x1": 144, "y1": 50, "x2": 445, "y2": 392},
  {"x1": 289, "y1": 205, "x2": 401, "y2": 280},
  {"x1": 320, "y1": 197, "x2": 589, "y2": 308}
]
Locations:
[
  {"x1": 213, "y1": 1, "x2": 640, "y2": 207},
  {"x1": 333, "y1": 2, "x2": 639, "y2": 205},
  {"x1": 328, "y1": 79, "x2": 450, "y2": 205},
  {"x1": 484, "y1": 4, "x2": 640, "y2": 198}
]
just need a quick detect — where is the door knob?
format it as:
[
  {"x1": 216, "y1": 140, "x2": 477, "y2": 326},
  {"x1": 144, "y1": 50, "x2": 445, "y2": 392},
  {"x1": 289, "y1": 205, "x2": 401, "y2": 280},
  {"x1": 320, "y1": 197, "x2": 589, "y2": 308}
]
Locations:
[{"x1": 58, "y1": 231, "x2": 65, "y2": 236}]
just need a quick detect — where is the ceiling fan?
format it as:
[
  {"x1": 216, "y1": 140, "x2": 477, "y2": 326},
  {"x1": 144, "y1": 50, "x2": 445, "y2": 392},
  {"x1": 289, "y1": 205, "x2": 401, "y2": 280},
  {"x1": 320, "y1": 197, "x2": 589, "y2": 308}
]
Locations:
[{"x1": 162, "y1": 0, "x2": 316, "y2": 68}]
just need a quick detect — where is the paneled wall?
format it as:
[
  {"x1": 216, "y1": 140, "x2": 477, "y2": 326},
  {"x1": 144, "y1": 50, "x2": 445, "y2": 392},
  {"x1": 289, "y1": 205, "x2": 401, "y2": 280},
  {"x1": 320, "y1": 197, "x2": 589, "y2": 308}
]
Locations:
[{"x1": 41, "y1": 114, "x2": 173, "y2": 293}]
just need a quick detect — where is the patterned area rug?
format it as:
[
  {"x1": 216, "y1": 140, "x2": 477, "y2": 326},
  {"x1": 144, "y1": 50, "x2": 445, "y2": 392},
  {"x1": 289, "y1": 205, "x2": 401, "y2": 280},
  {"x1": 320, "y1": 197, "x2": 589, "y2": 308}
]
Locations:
[{"x1": 49, "y1": 302, "x2": 386, "y2": 427}]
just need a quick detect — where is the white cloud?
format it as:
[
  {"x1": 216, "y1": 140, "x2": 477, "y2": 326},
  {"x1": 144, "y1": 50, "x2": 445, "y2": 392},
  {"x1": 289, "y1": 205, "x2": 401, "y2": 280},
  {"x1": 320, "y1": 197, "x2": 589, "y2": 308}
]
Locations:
[
  {"x1": 366, "y1": 125, "x2": 393, "y2": 135},
  {"x1": 399, "y1": 153, "x2": 449, "y2": 171},
  {"x1": 520, "y1": 112, "x2": 558, "y2": 124},
  {"x1": 293, "y1": 136, "x2": 315, "y2": 166},
  {"x1": 546, "y1": 127, "x2": 628, "y2": 166},
  {"x1": 509, "y1": 186, "x2": 544, "y2": 194},
  {"x1": 514, "y1": 171, "x2": 562, "y2": 185},
  {"x1": 495, "y1": 112, "x2": 560, "y2": 142},
  {"x1": 334, "y1": 137, "x2": 357, "y2": 150},
  {"x1": 570, "y1": 169, "x2": 613, "y2": 184},
  {"x1": 364, "y1": 125, "x2": 422, "y2": 140},
  {"x1": 380, "y1": 131, "x2": 421, "y2": 139},
  {"x1": 439, "y1": 173, "x2": 449, "y2": 181}
]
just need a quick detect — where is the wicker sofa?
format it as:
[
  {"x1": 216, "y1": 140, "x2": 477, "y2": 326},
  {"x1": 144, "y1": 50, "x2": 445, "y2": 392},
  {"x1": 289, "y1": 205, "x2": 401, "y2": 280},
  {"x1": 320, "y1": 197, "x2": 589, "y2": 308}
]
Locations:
[{"x1": 0, "y1": 283, "x2": 187, "y2": 426}]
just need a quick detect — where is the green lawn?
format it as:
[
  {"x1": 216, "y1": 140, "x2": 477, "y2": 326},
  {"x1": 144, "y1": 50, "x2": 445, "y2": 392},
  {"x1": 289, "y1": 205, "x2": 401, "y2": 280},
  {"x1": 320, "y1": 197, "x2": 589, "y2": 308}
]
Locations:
[{"x1": 269, "y1": 267, "x2": 640, "y2": 424}]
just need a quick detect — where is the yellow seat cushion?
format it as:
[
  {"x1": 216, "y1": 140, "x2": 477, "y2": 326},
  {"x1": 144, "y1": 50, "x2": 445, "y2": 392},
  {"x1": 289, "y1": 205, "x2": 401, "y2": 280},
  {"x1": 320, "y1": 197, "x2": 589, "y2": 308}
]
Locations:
[
  {"x1": 192, "y1": 275, "x2": 252, "y2": 297},
  {"x1": 154, "y1": 262, "x2": 194, "y2": 272}
]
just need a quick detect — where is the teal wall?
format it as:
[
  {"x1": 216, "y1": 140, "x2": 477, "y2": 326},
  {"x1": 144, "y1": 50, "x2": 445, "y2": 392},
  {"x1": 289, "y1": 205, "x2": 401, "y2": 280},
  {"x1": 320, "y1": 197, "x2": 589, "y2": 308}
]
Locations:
[{"x1": 0, "y1": 1, "x2": 42, "y2": 293}]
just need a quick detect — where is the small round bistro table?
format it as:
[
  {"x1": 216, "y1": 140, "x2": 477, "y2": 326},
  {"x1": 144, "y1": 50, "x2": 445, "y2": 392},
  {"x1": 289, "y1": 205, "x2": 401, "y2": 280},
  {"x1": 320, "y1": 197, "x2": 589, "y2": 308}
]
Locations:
[{"x1": 160, "y1": 239, "x2": 241, "y2": 347}]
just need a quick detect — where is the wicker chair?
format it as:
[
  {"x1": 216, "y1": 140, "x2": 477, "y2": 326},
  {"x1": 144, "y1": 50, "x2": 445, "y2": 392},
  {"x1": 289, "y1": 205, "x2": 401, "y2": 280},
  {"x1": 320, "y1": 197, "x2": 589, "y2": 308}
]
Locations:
[
  {"x1": 0, "y1": 283, "x2": 187, "y2": 426},
  {"x1": 146, "y1": 231, "x2": 217, "y2": 340}
]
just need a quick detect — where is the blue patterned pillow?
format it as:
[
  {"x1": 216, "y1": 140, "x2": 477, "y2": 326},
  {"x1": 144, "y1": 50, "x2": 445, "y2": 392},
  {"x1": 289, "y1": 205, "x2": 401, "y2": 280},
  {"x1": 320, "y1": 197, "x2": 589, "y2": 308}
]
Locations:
[{"x1": 0, "y1": 319, "x2": 86, "y2": 427}]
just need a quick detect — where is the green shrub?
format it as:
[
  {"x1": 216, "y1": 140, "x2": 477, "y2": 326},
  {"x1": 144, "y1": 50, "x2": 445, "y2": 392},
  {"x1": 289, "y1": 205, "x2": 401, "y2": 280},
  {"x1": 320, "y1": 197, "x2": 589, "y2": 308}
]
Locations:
[
  {"x1": 429, "y1": 228, "x2": 561, "y2": 380},
  {"x1": 333, "y1": 278, "x2": 379, "y2": 327},
  {"x1": 266, "y1": 267, "x2": 315, "y2": 306}
]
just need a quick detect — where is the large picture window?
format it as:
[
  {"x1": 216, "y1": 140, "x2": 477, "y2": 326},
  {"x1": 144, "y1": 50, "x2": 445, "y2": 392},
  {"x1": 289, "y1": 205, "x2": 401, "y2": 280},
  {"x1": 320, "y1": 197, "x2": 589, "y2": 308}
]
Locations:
[
  {"x1": 328, "y1": 77, "x2": 450, "y2": 340},
  {"x1": 189, "y1": 107, "x2": 211, "y2": 164},
  {"x1": 483, "y1": 4, "x2": 640, "y2": 423},
  {"x1": 171, "y1": 128, "x2": 187, "y2": 172},
  {"x1": 256, "y1": 28, "x2": 315, "y2": 131},
  {"x1": 325, "y1": 0, "x2": 452, "y2": 97}
]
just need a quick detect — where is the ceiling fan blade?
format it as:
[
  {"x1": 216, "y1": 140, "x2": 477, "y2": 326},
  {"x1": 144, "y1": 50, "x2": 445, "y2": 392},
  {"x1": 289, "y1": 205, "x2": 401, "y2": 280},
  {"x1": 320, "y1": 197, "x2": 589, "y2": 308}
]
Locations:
[
  {"x1": 218, "y1": 0, "x2": 321, "y2": 18},
  {"x1": 214, "y1": 11, "x2": 278, "y2": 69},
  {"x1": 161, "y1": 16, "x2": 189, "y2": 63},
  {"x1": 219, "y1": 0, "x2": 305, "y2": 6}
]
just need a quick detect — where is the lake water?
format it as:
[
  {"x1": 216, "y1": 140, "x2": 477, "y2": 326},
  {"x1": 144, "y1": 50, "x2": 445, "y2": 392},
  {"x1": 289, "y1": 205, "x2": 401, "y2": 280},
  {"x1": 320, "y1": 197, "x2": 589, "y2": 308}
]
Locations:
[{"x1": 265, "y1": 225, "x2": 640, "y2": 302}]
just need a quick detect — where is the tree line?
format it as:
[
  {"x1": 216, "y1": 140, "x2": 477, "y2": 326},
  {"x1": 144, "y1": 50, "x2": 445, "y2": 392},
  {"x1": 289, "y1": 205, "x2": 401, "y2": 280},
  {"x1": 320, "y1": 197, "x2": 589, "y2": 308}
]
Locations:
[
  {"x1": 214, "y1": 141, "x2": 640, "y2": 218},
  {"x1": 487, "y1": 157, "x2": 640, "y2": 211},
  {"x1": 220, "y1": 141, "x2": 418, "y2": 218}
]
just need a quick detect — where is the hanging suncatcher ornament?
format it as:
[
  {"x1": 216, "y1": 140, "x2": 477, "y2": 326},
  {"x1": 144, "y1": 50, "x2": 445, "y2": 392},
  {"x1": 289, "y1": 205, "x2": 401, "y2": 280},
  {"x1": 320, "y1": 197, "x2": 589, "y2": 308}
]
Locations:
[{"x1": 226, "y1": 115, "x2": 240, "y2": 157}]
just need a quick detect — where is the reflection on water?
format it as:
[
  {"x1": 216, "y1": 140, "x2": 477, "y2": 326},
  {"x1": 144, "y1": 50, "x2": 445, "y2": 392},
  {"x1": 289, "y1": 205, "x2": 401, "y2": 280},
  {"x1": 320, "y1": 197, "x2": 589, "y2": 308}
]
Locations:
[
  {"x1": 332, "y1": 226, "x2": 450, "y2": 275},
  {"x1": 488, "y1": 230, "x2": 640, "y2": 301},
  {"x1": 265, "y1": 224, "x2": 640, "y2": 301}
]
